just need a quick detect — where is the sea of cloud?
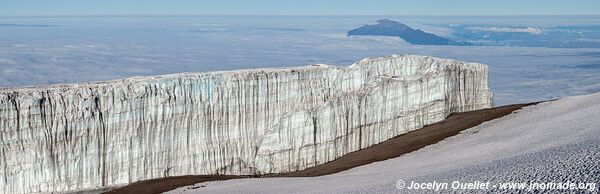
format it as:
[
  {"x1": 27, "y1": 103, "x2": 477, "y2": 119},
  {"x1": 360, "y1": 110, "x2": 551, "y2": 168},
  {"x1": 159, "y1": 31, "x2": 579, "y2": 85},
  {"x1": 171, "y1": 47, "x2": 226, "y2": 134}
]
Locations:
[{"x1": 1, "y1": 16, "x2": 599, "y2": 105}]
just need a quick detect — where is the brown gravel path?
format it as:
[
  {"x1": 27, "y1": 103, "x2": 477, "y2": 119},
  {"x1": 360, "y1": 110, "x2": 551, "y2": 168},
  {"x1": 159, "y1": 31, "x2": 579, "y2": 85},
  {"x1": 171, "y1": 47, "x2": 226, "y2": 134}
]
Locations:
[{"x1": 105, "y1": 102, "x2": 538, "y2": 194}]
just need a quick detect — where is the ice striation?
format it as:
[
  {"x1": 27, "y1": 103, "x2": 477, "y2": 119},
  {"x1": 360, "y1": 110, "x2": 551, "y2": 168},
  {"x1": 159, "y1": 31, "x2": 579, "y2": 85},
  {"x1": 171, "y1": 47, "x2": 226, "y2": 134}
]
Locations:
[{"x1": 0, "y1": 55, "x2": 492, "y2": 193}]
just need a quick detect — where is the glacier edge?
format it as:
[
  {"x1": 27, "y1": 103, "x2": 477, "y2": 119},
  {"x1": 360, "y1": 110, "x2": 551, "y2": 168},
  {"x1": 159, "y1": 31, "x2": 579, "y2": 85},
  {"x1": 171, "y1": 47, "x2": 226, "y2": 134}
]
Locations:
[{"x1": 0, "y1": 54, "x2": 492, "y2": 193}]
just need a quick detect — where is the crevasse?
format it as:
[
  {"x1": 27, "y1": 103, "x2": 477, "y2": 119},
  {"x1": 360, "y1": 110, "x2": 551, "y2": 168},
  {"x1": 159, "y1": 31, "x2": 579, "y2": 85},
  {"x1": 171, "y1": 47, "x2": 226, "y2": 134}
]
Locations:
[{"x1": 0, "y1": 55, "x2": 492, "y2": 193}]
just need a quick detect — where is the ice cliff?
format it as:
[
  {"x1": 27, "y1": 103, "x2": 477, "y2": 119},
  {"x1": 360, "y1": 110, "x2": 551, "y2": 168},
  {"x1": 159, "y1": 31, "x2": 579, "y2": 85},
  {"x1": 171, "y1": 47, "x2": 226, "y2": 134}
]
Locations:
[{"x1": 0, "y1": 55, "x2": 492, "y2": 193}]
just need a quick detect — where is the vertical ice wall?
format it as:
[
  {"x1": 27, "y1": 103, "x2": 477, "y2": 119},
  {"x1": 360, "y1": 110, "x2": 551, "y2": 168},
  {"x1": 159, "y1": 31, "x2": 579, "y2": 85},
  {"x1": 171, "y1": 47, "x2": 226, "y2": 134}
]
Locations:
[{"x1": 0, "y1": 55, "x2": 492, "y2": 193}]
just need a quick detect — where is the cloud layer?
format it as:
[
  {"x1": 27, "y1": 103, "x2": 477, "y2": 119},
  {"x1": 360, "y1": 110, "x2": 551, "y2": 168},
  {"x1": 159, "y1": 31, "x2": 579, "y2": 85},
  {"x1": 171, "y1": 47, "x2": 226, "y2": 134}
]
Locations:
[
  {"x1": 1, "y1": 16, "x2": 599, "y2": 105},
  {"x1": 480, "y1": 27, "x2": 544, "y2": 34}
]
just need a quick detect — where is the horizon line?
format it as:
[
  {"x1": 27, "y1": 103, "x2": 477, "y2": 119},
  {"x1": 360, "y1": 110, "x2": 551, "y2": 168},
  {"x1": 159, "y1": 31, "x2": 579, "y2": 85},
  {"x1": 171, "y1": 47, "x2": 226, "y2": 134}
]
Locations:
[{"x1": 1, "y1": 14, "x2": 600, "y2": 18}]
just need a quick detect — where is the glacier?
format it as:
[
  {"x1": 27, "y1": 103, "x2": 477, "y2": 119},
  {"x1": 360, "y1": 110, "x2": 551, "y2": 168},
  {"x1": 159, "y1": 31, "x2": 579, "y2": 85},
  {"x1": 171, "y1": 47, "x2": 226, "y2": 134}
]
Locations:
[
  {"x1": 0, "y1": 55, "x2": 492, "y2": 193},
  {"x1": 169, "y1": 83, "x2": 600, "y2": 194}
]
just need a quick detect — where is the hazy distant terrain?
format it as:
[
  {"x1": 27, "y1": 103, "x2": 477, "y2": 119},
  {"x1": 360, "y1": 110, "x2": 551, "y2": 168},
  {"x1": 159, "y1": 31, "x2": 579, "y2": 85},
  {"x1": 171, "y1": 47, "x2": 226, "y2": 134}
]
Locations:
[
  {"x1": 1, "y1": 16, "x2": 600, "y2": 105},
  {"x1": 347, "y1": 19, "x2": 460, "y2": 45}
]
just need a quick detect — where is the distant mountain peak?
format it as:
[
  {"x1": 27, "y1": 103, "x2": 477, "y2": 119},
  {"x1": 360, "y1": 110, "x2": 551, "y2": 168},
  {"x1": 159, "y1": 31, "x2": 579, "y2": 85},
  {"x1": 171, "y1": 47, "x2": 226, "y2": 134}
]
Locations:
[
  {"x1": 375, "y1": 19, "x2": 397, "y2": 24},
  {"x1": 373, "y1": 19, "x2": 410, "y2": 30},
  {"x1": 348, "y1": 19, "x2": 462, "y2": 46}
]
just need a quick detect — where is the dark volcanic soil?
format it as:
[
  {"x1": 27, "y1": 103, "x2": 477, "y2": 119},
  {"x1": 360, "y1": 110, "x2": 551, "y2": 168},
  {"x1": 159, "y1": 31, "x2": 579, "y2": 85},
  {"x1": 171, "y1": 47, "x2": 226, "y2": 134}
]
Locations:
[
  {"x1": 105, "y1": 102, "x2": 538, "y2": 194},
  {"x1": 103, "y1": 175, "x2": 245, "y2": 194}
]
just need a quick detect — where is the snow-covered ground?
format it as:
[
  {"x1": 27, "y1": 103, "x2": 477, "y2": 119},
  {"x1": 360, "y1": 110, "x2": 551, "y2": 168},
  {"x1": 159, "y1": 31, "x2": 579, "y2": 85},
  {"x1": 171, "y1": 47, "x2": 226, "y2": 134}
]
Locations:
[{"x1": 168, "y1": 92, "x2": 600, "y2": 193}]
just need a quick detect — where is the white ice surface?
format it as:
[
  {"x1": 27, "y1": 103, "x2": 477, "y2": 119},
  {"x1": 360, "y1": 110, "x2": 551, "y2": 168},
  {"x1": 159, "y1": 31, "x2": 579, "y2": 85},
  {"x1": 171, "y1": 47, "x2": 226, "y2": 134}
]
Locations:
[
  {"x1": 169, "y1": 92, "x2": 600, "y2": 194},
  {"x1": 0, "y1": 55, "x2": 491, "y2": 193}
]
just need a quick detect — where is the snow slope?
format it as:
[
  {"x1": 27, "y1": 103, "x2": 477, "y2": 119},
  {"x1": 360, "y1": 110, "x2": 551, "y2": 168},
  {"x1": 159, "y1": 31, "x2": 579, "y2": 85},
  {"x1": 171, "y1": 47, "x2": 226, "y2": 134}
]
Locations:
[{"x1": 170, "y1": 92, "x2": 600, "y2": 193}]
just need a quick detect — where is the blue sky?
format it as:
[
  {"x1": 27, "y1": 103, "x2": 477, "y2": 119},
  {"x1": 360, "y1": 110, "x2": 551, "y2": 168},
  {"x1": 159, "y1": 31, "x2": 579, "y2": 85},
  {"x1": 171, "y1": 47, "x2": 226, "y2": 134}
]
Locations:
[{"x1": 1, "y1": 0, "x2": 599, "y2": 16}]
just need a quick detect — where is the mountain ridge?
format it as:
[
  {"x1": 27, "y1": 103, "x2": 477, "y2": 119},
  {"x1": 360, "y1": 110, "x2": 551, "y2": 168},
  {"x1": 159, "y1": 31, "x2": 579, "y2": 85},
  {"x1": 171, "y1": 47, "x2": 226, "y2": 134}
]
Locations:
[{"x1": 348, "y1": 19, "x2": 464, "y2": 45}]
